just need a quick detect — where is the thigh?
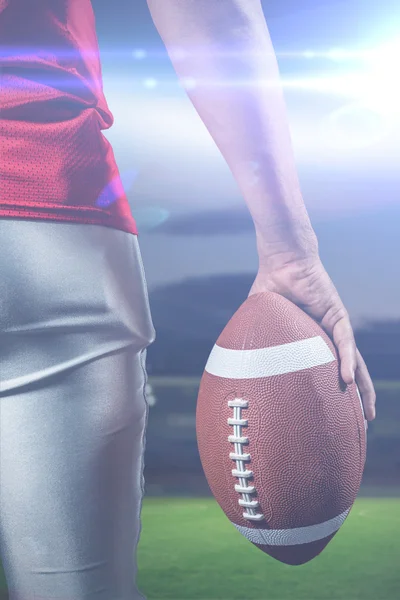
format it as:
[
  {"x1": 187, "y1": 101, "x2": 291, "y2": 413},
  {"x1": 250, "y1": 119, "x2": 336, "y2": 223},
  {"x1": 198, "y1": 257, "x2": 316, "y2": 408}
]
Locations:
[
  {"x1": 0, "y1": 219, "x2": 155, "y2": 599},
  {"x1": 0, "y1": 346, "x2": 149, "y2": 600}
]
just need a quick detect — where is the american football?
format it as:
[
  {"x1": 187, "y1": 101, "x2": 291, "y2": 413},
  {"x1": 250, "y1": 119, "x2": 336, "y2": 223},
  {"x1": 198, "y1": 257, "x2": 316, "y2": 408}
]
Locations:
[{"x1": 196, "y1": 291, "x2": 367, "y2": 566}]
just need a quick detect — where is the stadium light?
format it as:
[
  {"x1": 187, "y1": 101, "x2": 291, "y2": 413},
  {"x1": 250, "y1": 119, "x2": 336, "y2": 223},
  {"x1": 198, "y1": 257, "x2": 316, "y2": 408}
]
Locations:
[
  {"x1": 132, "y1": 48, "x2": 147, "y2": 60},
  {"x1": 143, "y1": 78, "x2": 158, "y2": 89}
]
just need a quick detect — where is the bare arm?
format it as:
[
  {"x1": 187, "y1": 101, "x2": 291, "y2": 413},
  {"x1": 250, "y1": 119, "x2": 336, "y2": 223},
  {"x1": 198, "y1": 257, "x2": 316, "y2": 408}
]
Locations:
[
  {"x1": 145, "y1": 0, "x2": 377, "y2": 420},
  {"x1": 146, "y1": 0, "x2": 319, "y2": 270}
]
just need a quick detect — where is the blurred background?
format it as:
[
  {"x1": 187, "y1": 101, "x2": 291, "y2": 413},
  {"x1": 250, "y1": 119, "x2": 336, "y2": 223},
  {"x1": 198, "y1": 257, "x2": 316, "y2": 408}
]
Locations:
[{"x1": 93, "y1": 0, "x2": 400, "y2": 499}]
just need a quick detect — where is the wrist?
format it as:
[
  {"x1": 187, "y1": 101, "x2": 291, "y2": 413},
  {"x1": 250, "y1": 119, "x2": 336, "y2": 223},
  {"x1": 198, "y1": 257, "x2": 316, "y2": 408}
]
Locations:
[{"x1": 255, "y1": 219, "x2": 319, "y2": 272}]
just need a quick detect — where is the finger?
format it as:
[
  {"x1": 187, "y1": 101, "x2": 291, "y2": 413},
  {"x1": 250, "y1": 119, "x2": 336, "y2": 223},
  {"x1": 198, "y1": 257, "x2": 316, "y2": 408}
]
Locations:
[
  {"x1": 330, "y1": 314, "x2": 357, "y2": 386},
  {"x1": 355, "y1": 347, "x2": 376, "y2": 421}
]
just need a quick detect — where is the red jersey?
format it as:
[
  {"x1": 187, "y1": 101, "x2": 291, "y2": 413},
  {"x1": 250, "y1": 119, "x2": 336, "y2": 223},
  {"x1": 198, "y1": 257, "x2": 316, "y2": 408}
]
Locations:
[{"x1": 0, "y1": 0, "x2": 138, "y2": 235}]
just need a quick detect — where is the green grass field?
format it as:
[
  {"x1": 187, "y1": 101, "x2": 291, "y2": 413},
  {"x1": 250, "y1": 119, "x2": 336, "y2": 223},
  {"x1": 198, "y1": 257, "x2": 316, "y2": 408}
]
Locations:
[
  {"x1": 0, "y1": 496, "x2": 398, "y2": 599},
  {"x1": 0, "y1": 493, "x2": 398, "y2": 600},
  {"x1": 137, "y1": 497, "x2": 399, "y2": 600}
]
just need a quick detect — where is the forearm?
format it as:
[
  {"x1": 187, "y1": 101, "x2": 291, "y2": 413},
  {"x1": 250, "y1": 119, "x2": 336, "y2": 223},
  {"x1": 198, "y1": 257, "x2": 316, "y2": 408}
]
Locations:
[{"x1": 147, "y1": 0, "x2": 319, "y2": 266}]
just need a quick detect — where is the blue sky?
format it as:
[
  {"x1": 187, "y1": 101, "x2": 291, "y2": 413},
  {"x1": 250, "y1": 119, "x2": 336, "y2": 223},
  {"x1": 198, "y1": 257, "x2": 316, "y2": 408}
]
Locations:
[{"x1": 94, "y1": 0, "x2": 400, "y2": 326}]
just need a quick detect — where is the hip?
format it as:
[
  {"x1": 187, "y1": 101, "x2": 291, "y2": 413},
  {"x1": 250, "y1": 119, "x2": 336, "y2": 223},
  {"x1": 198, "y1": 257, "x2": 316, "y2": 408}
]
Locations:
[{"x1": 0, "y1": 219, "x2": 155, "y2": 393}]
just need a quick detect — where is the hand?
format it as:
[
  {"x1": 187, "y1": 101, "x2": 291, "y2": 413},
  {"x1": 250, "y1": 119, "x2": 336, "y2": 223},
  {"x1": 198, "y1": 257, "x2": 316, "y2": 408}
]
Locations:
[{"x1": 248, "y1": 256, "x2": 376, "y2": 422}]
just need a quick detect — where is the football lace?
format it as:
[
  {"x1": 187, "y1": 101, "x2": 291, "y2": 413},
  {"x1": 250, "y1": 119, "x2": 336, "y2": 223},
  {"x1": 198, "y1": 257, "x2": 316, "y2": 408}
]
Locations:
[{"x1": 227, "y1": 398, "x2": 265, "y2": 521}]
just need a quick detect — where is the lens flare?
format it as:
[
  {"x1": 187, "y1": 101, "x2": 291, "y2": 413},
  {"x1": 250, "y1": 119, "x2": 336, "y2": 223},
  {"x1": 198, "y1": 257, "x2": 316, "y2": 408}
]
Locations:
[{"x1": 322, "y1": 102, "x2": 388, "y2": 151}]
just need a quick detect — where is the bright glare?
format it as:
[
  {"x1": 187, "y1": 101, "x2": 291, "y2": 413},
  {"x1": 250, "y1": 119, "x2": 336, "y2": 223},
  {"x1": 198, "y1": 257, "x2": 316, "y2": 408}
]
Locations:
[
  {"x1": 282, "y1": 38, "x2": 400, "y2": 122},
  {"x1": 143, "y1": 78, "x2": 158, "y2": 89},
  {"x1": 102, "y1": 36, "x2": 400, "y2": 162},
  {"x1": 364, "y1": 37, "x2": 400, "y2": 74},
  {"x1": 359, "y1": 39, "x2": 400, "y2": 116},
  {"x1": 326, "y1": 48, "x2": 350, "y2": 61},
  {"x1": 321, "y1": 102, "x2": 389, "y2": 151}
]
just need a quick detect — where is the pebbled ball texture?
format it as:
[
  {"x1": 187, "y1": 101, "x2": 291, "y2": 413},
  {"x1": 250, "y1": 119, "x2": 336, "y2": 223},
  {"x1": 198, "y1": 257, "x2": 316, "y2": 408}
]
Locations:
[{"x1": 196, "y1": 291, "x2": 367, "y2": 565}]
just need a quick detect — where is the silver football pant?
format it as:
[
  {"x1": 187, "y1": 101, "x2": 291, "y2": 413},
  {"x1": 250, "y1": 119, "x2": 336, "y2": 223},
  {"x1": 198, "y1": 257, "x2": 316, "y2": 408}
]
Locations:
[{"x1": 0, "y1": 219, "x2": 156, "y2": 600}]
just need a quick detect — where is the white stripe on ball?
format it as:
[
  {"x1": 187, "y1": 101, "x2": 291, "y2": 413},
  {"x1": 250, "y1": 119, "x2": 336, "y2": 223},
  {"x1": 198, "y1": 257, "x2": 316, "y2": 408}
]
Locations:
[
  {"x1": 233, "y1": 508, "x2": 351, "y2": 546},
  {"x1": 205, "y1": 336, "x2": 335, "y2": 379}
]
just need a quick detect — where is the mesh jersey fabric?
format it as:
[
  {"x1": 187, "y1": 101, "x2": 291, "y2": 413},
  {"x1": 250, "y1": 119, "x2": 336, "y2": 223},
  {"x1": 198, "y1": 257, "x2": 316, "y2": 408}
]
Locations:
[{"x1": 0, "y1": 0, "x2": 138, "y2": 235}]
